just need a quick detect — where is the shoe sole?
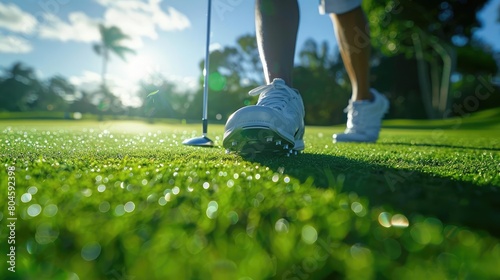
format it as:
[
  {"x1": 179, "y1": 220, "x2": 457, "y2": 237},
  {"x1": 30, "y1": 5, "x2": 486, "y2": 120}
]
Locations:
[{"x1": 223, "y1": 126, "x2": 301, "y2": 156}]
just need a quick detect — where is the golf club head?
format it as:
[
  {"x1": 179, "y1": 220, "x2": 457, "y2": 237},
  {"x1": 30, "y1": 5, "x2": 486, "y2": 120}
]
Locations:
[{"x1": 182, "y1": 136, "x2": 214, "y2": 147}]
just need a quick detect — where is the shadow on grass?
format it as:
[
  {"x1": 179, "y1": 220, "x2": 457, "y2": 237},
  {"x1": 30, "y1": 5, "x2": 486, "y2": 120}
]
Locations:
[
  {"x1": 379, "y1": 142, "x2": 500, "y2": 152},
  {"x1": 244, "y1": 153, "x2": 500, "y2": 237}
]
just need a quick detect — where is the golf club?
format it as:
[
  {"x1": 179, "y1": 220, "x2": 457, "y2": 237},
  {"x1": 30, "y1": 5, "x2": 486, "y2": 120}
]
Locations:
[{"x1": 182, "y1": 0, "x2": 214, "y2": 147}]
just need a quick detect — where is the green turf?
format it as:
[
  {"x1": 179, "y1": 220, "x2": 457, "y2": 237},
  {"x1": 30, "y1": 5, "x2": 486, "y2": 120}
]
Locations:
[{"x1": 1, "y1": 108, "x2": 499, "y2": 280}]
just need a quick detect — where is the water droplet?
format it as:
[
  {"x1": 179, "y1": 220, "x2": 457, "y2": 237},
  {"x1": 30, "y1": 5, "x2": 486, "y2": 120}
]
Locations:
[
  {"x1": 391, "y1": 214, "x2": 409, "y2": 228},
  {"x1": 97, "y1": 185, "x2": 106, "y2": 192},
  {"x1": 275, "y1": 218, "x2": 289, "y2": 233},
  {"x1": 158, "y1": 196, "x2": 167, "y2": 206},
  {"x1": 226, "y1": 180, "x2": 234, "y2": 188},
  {"x1": 99, "y1": 202, "x2": 110, "y2": 213},
  {"x1": 21, "y1": 193, "x2": 32, "y2": 203},
  {"x1": 124, "y1": 201, "x2": 135, "y2": 213},
  {"x1": 82, "y1": 188, "x2": 92, "y2": 197},
  {"x1": 351, "y1": 202, "x2": 363, "y2": 214},
  {"x1": 206, "y1": 201, "x2": 219, "y2": 219},
  {"x1": 81, "y1": 242, "x2": 101, "y2": 261},
  {"x1": 43, "y1": 204, "x2": 58, "y2": 217},
  {"x1": 27, "y1": 204, "x2": 42, "y2": 217},
  {"x1": 165, "y1": 193, "x2": 172, "y2": 202},
  {"x1": 114, "y1": 205, "x2": 125, "y2": 216},
  {"x1": 284, "y1": 176, "x2": 290, "y2": 183},
  {"x1": 378, "y1": 212, "x2": 392, "y2": 228},
  {"x1": 203, "y1": 182, "x2": 210, "y2": 189},
  {"x1": 301, "y1": 225, "x2": 318, "y2": 244},
  {"x1": 28, "y1": 186, "x2": 38, "y2": 195},
  {"x1": 172, "y1": 186, "x2": 180, "y2": 195},
  {"x1": 272, "y1": 174, "x2": 279, "y2": 183}
]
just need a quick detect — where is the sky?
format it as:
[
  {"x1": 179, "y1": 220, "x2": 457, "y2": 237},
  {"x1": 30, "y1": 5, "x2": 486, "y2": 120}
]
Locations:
[{"x1": 0, "y1": 0, "x2": 499, "y2": 107}]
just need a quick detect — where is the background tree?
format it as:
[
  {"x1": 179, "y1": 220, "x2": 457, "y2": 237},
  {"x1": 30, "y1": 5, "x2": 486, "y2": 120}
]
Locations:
[
  {"x1": 364, "y1": 0, "x2": 495, "y2": 119},
  {"x1": 140, "y1": 73, "x2": 193, "y2": 121},
  {"x1": 0, "y1": 62, "x2": 42, "y2": 112},
  {"x1": 93, "y1": 24, "x2": 135, "y2": 119}
]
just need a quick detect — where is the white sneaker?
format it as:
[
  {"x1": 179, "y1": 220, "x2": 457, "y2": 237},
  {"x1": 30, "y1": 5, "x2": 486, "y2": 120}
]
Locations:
[
  {"x1": 333, "y1": 89, "x2": 389, "y2": 143},
  {"x1": 223, "y1": 78, "x2": 305, "y2": 155}
]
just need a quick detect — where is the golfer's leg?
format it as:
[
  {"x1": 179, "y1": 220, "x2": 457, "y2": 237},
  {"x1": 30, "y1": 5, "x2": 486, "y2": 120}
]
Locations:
[
  {"x1": 330, "y1": 6, "x2": 371, "y2": 101},
  {"x1": 223, "y1": 0, "x2": 305, "y2": 154},
  {"x1": 256, "y1": 0, "x2": 299, "y2": 86},
  {"x1": 321, "y1": 0, "x2": 389, "y2": 142}
]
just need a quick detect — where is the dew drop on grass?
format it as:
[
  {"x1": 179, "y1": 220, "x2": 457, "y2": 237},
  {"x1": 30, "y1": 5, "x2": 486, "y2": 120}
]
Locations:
[
  {"x1": 99, "y1": 202, "x2": 110, "y2": 213},
  {"x1": 114, "y1": 205, "x2": 125, "y2": 216},
  {"x1": 301, "y1": 225, "x2": 318, "y2": 244},
  {"x1": 275, "y1": 219, "x2": 289, "y2": 233},
  {"x1": 43, "y1": 204, "x2": 58, "y2": 217},
  {"x1": 124, "y1": 201, "x2": 135, "y2": 213},
  {"x1": 81, "y1": 242, "x2": 101, "y2": 261},
  {"x1": 21, "y1": 193, "x2": 32, "y2": 203},
  {"x1": 391, "y1": 214, "x2": 409, "y2": 228},
  {"x1": 28, "y1": 186, "x2": 38, "y2": 194},
  {"x1": 378, "y1": 212, "x2": 392, "y2": 228},
  {"x1": 226, "y1": 180, "x2": 234, "y2": 188},
  {"x1": 147, "y1": 194, "x2": 157, "y2": 204},
  {"x1": 172, "y1": 186, "x2": 180, "y2": 195},
  {"x1": 82, "y1": 188, "x2": 92, "y2": 197},
  {"x1": 27, "y1": 204, "x2": 42, "y2": 217},
  {"x1": 351, "y1": 202, "x2": 364, "y2": 214},
  {"x1": 272, "y1": 174, "x2": 279, "y2": 183},
  {"x1": 206, "y1": 204, "x2": 218, "y2": 219},
  {"x1": 97, "y1": 185, "x2": 106, "y2": 192},
  {"x1": 158, "y1": 196, "x2": 167, "y2": 206}
]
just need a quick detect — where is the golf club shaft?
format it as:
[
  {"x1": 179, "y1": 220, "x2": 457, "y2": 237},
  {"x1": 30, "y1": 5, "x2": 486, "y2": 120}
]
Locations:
[{"x1": 202, "y1": 0, "x2": 212, "y2": 136}]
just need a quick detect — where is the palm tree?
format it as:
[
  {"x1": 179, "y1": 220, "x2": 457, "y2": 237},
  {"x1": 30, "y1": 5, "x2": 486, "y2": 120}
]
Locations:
[
  {"x1": 93, "y1": 23, "x2": 135, "y2": 89},
  {"x1": 92, "y1": 24, "x2": 135, "y2": 119}
]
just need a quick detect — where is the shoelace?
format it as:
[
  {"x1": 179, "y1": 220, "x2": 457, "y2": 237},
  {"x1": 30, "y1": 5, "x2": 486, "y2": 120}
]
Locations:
[{"x1": 249, "y1": 82, "x2": 301, "y2": 112}]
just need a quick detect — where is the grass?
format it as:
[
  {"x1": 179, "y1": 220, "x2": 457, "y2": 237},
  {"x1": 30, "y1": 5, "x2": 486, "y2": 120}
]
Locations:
[{"x1": 0, "y1": 108, "x2": 499, "y2": 280}]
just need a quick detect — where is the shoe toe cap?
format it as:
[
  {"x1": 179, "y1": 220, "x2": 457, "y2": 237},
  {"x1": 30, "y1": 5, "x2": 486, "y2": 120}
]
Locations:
[{"x1": 226, "y1": 106, "x2": 288, "y2": 129}]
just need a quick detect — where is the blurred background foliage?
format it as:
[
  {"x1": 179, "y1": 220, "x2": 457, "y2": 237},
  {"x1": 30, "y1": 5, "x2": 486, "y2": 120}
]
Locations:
[{"x1": 0, "y1": 0, "x2": 499, "y2": 125}]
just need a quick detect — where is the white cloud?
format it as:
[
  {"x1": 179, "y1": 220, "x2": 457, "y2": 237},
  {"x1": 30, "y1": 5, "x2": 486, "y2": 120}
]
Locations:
[
  {"x1": 153, "y1": 5, "x2": 191, "y2": 31},
  {"x1": 0, "y1": 3, "x2": 37, "y2": 34},
  {"x1": 38, "y1": 12, "x2": 100, "y2": 42},
  {"x1": 96, "y1": 0, "x2": 191, "y2": 47},
  {"x1": 0, "y1": 33, "x2": 33, "y2": 53},
  {"x1": 209, "y1": 43, "x2": 223, "y2": 52}
]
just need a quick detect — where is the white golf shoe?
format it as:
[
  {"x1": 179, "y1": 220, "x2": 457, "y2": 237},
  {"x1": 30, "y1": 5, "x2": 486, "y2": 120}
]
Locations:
[
  {"x1": 223, "y1": 78, "x2": 305, "y2": 155},
  {"x1": 333, "y1": 89, "x2": 389, "y2": 143}
]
